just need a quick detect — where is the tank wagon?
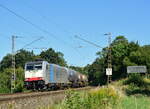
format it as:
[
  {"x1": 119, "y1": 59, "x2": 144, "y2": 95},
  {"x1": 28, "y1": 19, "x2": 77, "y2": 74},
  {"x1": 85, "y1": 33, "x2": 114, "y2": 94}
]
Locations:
[{"x1": 24, "y1": 61, "x2": 88, "y2": 90}]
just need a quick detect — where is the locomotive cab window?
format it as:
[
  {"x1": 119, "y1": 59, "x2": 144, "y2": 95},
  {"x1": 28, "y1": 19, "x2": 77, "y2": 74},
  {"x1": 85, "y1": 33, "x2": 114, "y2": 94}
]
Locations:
[
  {"x1": 34, "y1": 64, "x2": 42, "y2": 70},
  {"x1": 26, "y1": 65, "x2": 34, "y2": 70}
]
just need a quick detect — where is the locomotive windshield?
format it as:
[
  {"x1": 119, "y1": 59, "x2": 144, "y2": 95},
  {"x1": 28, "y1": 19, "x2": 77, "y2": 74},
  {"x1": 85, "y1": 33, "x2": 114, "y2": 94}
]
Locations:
[
  {"x1": 34, "y1": 64, "x2": 42, "y2": 70},
  {"x1": 26, "y1": 65, "x2": 34, "y2": 70},
  {"x1": 26, "y1": 62, "x2": 43, "y2": 71}
]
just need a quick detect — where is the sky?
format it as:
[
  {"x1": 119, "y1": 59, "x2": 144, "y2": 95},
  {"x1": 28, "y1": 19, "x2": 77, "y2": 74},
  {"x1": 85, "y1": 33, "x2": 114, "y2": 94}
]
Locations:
[{"x1": 0, "y1": 0, "x2": 150, "y2": 67}]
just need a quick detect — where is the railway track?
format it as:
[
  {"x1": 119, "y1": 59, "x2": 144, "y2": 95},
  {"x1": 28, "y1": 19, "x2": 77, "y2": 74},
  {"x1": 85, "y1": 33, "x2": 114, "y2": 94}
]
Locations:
[{"x1": 0, "y1": 87, "x2": 93, "y2": 102}]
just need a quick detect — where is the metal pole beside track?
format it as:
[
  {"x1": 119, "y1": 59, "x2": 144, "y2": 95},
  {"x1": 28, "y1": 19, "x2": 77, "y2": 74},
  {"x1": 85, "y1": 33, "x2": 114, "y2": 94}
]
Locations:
[
  {"x1": 11, "y1": 36, "x2": 15, "y2": 93},
  {"x1": 104, "y1": 33, "x2": 112, "y2": 85}
]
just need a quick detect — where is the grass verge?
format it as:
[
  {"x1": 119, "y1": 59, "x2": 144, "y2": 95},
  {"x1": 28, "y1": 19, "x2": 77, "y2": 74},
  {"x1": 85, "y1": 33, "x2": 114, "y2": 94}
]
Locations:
[{"x1": 40, "y1": 75, "x2": 150, "y2": 109}]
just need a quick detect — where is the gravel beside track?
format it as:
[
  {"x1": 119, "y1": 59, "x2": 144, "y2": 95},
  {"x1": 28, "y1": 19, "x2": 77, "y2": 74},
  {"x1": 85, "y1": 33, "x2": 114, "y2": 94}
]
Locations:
[{"x1": 0, "y1": 87, "x2": 93, "y2": 109}]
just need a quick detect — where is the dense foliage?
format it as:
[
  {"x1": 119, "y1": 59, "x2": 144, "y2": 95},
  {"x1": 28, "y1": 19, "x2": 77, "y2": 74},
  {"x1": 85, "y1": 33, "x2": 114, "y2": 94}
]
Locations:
[
  {"x1": 40, "y1": 48, "x2": 67, "y2": 66},
  {"x1": 86, "y1": 36, "x2": 150, "y2": 85},
  {"x1": 61, "y1": 87, "x2": 120, "y2": 109},
  {"x1": 123, "y1": 74, "x2": 150, "y2": 96}
]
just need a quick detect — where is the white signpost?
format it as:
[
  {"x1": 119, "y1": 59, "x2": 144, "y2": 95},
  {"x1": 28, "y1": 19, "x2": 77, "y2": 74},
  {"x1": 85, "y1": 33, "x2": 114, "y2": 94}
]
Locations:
[{"x1": 106, "y1": 68, "x2": 112, "y2": 76}]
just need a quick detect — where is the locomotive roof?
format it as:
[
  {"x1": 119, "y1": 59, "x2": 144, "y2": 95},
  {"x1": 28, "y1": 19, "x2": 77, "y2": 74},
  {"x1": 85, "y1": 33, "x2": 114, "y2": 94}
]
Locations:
[{"x1": 26, "y1": 61, "x2": 44, "y2": 64}]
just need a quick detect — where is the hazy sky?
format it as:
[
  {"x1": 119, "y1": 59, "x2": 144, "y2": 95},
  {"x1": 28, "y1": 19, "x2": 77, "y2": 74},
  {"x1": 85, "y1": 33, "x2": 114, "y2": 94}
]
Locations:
[{"x1": 0, "y1": 0, "x2": 150, "y2": 66}]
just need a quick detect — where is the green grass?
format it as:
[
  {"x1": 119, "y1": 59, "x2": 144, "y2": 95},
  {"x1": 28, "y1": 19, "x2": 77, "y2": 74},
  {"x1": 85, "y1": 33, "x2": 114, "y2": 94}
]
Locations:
[{"x1": 121, "y1": 96, "x2": 150, "y2": 109}]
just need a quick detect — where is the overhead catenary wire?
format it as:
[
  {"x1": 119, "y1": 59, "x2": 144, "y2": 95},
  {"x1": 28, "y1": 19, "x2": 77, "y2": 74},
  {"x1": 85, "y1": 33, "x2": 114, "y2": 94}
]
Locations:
[
  {"x1": 25, "y1": 3, "x2": 89, "y2": 63},
  {"x1": 0, "y1": 4, "x2": 79, "y2": 51},
  {"x1": 20, "y1": 2, "x2": 88, "y2": 52},
  {"x1": 21, "y1": 36, "x2": 44, "y2": 49},
  {"x1": 14, "y1": 36, "x2": 45, "y2": 54},
  {"x1": 0, "y1": 4, "x2": 55, "y2": 39},
  {"x1": 21, "y1": 1, "x2": 87, "y2": 61},
  {"x1": 0, "y1": 3, "x2": 73, "y2": 45},
  {"x1": 21, "y1": 1, "x2": 76, "y2": 40},
  {"x1": 26, "y1": 47, "x2": 48, "y2": 52},
  {"x1": 26, "y1": 47, "x2": 47, "y2": 50},
  {"x1": 0, "y1": 3, "x2": 91, "y2": 66},
  {"x1": 74, "y1": 35, "x2": 103, "y2": 49}
]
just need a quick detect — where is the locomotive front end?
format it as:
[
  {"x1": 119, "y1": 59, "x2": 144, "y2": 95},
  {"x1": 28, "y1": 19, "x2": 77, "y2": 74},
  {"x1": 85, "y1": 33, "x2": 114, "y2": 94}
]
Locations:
[{"x1": 24, "y1": 61, "x2": 45, "y2": 90}]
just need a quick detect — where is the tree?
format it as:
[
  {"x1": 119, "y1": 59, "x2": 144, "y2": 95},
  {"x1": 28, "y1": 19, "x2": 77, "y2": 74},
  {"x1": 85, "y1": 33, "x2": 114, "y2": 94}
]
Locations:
[
  {"x1": 111, "y1": 36, "x2": 129, "y2": 78},
  {"x1": 40, "y1": 48, "x2": 67, "y2": 66},
  {"x1": 0, "y1": 70, "x2": 11, "y2": 93},
  {"x1": 138, "y1": 45, "x2": 150, "y2": 73},
  {"x1": 15, "y1": 49, "x2": 35, "y2": 68},
  {"x1": 86, "y1": 58, "x2": 107, "y2": 85},
  {"x1": 0, "y1": 49, "x2": 35, "y2": 70},
  {"x1": 0, "y1": 67, "x2": 24, "y2": 93},
  {"x1": 69, "y1": 66, "x2": 87, "y2": 75},
  {"x1": 0, "y1": 54, "x2": 12, "y2": 71}
]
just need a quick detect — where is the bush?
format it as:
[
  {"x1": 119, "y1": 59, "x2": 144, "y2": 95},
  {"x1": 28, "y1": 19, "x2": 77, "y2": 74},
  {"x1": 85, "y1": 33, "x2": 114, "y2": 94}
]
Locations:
[
  {"x1": 125, "y1": 83, "x2": 140, "y2": 95},
  {"x1": 88, "y1": 87, "x2": 120, "y2": 109},
  {"x1": 61, "y1": 87, "x2": 120, "y2": 109},
  {"x1": 123, "y1": 74, "x2": 147, "y2": 88},
  {"x1": 124, "y1": 74, "x2": 150, "y2": 96},
  {"x1": 62, "y1": 90, "x2": 84, "y2": 109}
]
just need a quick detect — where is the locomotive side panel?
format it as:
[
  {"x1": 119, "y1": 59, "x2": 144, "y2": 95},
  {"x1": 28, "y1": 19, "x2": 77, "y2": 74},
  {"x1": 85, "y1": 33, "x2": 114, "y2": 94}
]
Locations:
[
  {"x1": 49, "y1": 64, "x2": 55, "y2": 83},
  {"x1": 48, "y1": 64, "x2": 69, "y2": 84}
]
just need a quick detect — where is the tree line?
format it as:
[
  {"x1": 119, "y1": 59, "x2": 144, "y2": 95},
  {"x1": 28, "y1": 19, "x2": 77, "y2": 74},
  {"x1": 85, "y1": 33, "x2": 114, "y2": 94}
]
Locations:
[
  {"x1": 86, "y1": 36, "x2": 150, "y2": 85},
  {"x1": 0, "y1": 35, "x2": 150, "y2": 93}
]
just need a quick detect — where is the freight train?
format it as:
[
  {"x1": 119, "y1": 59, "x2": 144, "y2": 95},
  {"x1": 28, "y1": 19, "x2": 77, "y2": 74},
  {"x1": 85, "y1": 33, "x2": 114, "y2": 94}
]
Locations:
[{"x1": 24, "y1": 61, "x2": 88, "y2": 90}]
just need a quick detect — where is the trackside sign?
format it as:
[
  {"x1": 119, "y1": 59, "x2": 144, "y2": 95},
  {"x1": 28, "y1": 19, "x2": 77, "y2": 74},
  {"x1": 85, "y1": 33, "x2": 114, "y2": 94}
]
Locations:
[
  {"x1": 106, "y1": 68, "x2": 112, "y2": 75},
  {"x1": 127, "y1": 66, "x2": 147, "y2": 73}
]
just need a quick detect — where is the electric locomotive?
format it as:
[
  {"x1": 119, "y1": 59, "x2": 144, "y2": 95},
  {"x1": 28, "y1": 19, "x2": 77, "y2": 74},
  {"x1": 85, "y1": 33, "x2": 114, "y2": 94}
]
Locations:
[{"x1": 24, "y1": 61, "x2": 88, "y2": 90}]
